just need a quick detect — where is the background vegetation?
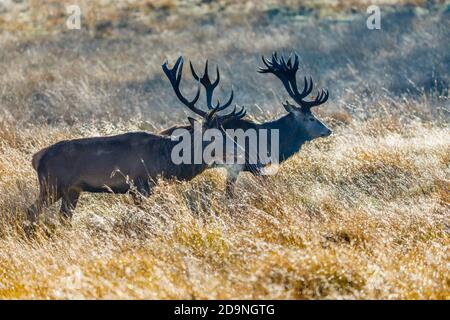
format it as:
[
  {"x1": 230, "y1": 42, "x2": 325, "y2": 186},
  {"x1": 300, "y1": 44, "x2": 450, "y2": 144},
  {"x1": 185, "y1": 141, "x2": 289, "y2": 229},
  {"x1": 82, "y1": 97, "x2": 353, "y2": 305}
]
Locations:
[{"x1": 0, "y1": 0, "x2": 448, "y2": 299}]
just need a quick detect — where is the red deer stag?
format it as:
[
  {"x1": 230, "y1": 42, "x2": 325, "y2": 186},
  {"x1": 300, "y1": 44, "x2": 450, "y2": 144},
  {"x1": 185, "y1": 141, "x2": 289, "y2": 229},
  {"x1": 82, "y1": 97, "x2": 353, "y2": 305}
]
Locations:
[
  {"x1": 27, "y1": 56, "x2": 244, "y2": 222},
  {"x1": 161, "y1": 52, "x2": 332, "y2": 195}
]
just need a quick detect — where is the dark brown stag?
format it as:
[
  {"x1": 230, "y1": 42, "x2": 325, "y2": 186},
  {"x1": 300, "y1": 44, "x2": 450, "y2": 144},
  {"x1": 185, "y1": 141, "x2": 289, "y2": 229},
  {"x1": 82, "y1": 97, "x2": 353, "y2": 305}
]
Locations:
[
  {"x1": 27, "y1": 56, "x2": 243, "y2": 221},
  {"x1": 161, "y1": 52, "x2": 332, "y2": 195}
]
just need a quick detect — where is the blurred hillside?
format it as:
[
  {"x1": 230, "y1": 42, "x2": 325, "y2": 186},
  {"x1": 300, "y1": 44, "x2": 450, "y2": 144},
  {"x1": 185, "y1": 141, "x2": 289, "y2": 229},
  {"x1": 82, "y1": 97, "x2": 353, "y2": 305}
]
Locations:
[
  {"x1": 0, "y1": 0, "x2": 448, "y2": 126},
  {"x1": 0, "y1": 1, "x2": 445, "y2": 38}
]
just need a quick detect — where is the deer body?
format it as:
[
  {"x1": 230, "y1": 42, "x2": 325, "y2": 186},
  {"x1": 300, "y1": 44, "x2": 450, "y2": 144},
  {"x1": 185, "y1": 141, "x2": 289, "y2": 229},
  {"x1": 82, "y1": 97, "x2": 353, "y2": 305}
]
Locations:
[
  {"x1": 28, "y1": 132, "x2": 210, "y2": 220},
  {"x1": 36, "y1": 132, "x2": 207, "y2": 192}
]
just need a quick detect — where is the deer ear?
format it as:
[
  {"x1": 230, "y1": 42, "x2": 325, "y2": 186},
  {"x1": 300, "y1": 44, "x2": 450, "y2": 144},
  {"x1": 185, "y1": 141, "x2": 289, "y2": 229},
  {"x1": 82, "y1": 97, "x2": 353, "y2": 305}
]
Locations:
[
  {"x1": 282, "y1": 101, "x2": 295, "y2": 113},
  {"x1": 187, "y1": 117, "x2": 197, "y2": 127}
]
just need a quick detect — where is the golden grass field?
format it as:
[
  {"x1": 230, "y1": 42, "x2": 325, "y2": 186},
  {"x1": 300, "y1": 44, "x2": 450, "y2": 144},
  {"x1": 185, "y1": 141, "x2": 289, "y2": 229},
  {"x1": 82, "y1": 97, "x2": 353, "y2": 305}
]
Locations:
[{"x1": 0, "y1": 0, "x2": 449, "y2": 299}]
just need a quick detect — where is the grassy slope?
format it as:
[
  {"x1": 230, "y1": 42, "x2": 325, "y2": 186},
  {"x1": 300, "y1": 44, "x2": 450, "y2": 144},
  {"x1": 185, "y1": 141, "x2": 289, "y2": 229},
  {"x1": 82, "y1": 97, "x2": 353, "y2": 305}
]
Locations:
[
  {"x1": 0, "y1": 113, "x2": 448, "y2": 299},
  {"x1": 0, "y1": 1, "x2": 449, "y2": 299}
]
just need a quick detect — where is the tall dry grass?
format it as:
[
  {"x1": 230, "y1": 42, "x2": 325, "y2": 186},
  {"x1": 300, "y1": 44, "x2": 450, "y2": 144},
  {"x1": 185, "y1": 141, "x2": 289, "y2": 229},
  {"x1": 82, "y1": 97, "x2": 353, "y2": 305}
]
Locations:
[
  {"x1": 0, "y1": 1, "x2": 449, "y2": 299},
  {"x1": 0, "y1": 102, "x2": 448, "y2": 299}
]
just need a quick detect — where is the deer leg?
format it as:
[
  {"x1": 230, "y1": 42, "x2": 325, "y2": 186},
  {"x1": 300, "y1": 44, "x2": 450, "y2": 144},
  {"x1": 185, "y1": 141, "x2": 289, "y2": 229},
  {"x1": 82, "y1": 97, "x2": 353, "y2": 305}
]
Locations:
[
  {"x1": 27, "y1": 181, "x2": 61, "y2": 223},
  {"x1": 225, "y1": 175, "x2": 237, "y2": 198},
  {"x1": 225, "y1": 168, "x2": 241, "y2": 199},
  {"x1": 131, "y1": 179, "x2": 153, "y2": 206},
  {"x1": 60, "y1": 189, "x2": 80, "y2": 220},
  {"x1": 26, "y1": 201, "x2": 42, "y2": 223}
]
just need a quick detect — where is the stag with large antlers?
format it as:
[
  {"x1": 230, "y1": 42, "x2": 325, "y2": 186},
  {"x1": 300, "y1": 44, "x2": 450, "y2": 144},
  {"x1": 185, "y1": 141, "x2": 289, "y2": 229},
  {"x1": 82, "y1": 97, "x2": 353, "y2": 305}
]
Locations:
[
  {"x1": 161, "y1": 52, "x2": 332, "y2": 196},
  {"x1": 27, "y1": 56, "x2": 242, "y2": 222}
]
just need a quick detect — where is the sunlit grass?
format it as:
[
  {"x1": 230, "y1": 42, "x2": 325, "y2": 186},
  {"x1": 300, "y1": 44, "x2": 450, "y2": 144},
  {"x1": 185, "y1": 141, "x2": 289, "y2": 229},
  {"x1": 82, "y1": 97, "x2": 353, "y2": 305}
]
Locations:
[{"x1": 0, "y1": 110, "x2": 448, "y2": 299}]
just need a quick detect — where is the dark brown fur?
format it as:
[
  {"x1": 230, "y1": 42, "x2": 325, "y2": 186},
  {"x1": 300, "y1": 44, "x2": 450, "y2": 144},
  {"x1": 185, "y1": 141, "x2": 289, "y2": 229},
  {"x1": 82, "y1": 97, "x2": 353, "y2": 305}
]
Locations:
[{"x1": 27, "y1": 130, "x2": 213, "y2": 221}]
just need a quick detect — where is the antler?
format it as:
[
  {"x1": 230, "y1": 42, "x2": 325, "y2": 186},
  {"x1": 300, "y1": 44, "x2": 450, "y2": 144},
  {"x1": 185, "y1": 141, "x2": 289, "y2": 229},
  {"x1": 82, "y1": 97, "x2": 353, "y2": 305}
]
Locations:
[
  {"x1": 215, "y1": 105, "x2": 246, "y2": 124},
  {"x1": 163, "y1": 56, "x2": 245, "y2": 123},
  {"x1": 162, "y1": 56, "x2": 206, "y2": 118},
  {"x1": 189, "y1": 60, "x2": 234, "y2": 111},
  {"x1": 258, "y1": 52, "x2": 329, "y2": 110}
]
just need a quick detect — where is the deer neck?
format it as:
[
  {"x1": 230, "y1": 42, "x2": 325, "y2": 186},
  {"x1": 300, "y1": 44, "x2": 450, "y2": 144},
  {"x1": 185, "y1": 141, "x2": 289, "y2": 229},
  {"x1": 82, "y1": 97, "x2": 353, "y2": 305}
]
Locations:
[
  {"x1": 165, "y1": 134, "x2": 209, "y2": 181},
  {"x1": 263, "y1": 113, "x2": 310, "y2": 162}
]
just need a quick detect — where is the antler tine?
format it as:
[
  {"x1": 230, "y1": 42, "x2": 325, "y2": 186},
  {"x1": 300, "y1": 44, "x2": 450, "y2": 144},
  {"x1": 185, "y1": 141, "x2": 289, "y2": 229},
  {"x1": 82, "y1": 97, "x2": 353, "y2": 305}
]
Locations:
[
  {"x1": 300, "y1": 89, "x2": 329, "y2": 109},
  {"x1": 258, "y1": 56, "x2": 270, "y2": 73},
  {"x1": 280, "y1": 55, "x2": 288, "y2": 69},
  {"x1": 286, "y1": 53, "x2": 293, "y2": 68},
  {"x1": 162, "y1": 56, "x2": 206, "y2": 117},
  {"x1": 237, "y1": 109, "x2": 246, "y2": 120},
  {"x1": 272, "y1": 52, "x2": 279, "y2": 67},
  {"x1": 216, "y1": 105, "x2": 246, "y2": 124},
  {"x1": 216, "y1": 88, "x2": 234, "y2": 111},
  {"x1": 293, "y1": 76, "x2": 313, "y2": 100},
  {"x1": 227, "y1": 105, "x2": 246, "y2": 119},
  {"x1": 234, "y1": 105, "x2": 246, "y2": 118},
  {"x1": 206, "y1": 101, "x2": 239, "y2": 122},
  {"x1": 225, "y1": 105, "x2": 237, "y2": 117},
  {"x1": 206, "y1": 104, "x2": 219, "y2": 120},
  {"x1": 189, "y1": 60, "x2": 232, "y2": 111},
  {"x1": 189, "y1": 60, "x2": 200, "y2": 81},
  {"x1": 293, "y1": 53, "x2": 300, "y2": 70}
]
